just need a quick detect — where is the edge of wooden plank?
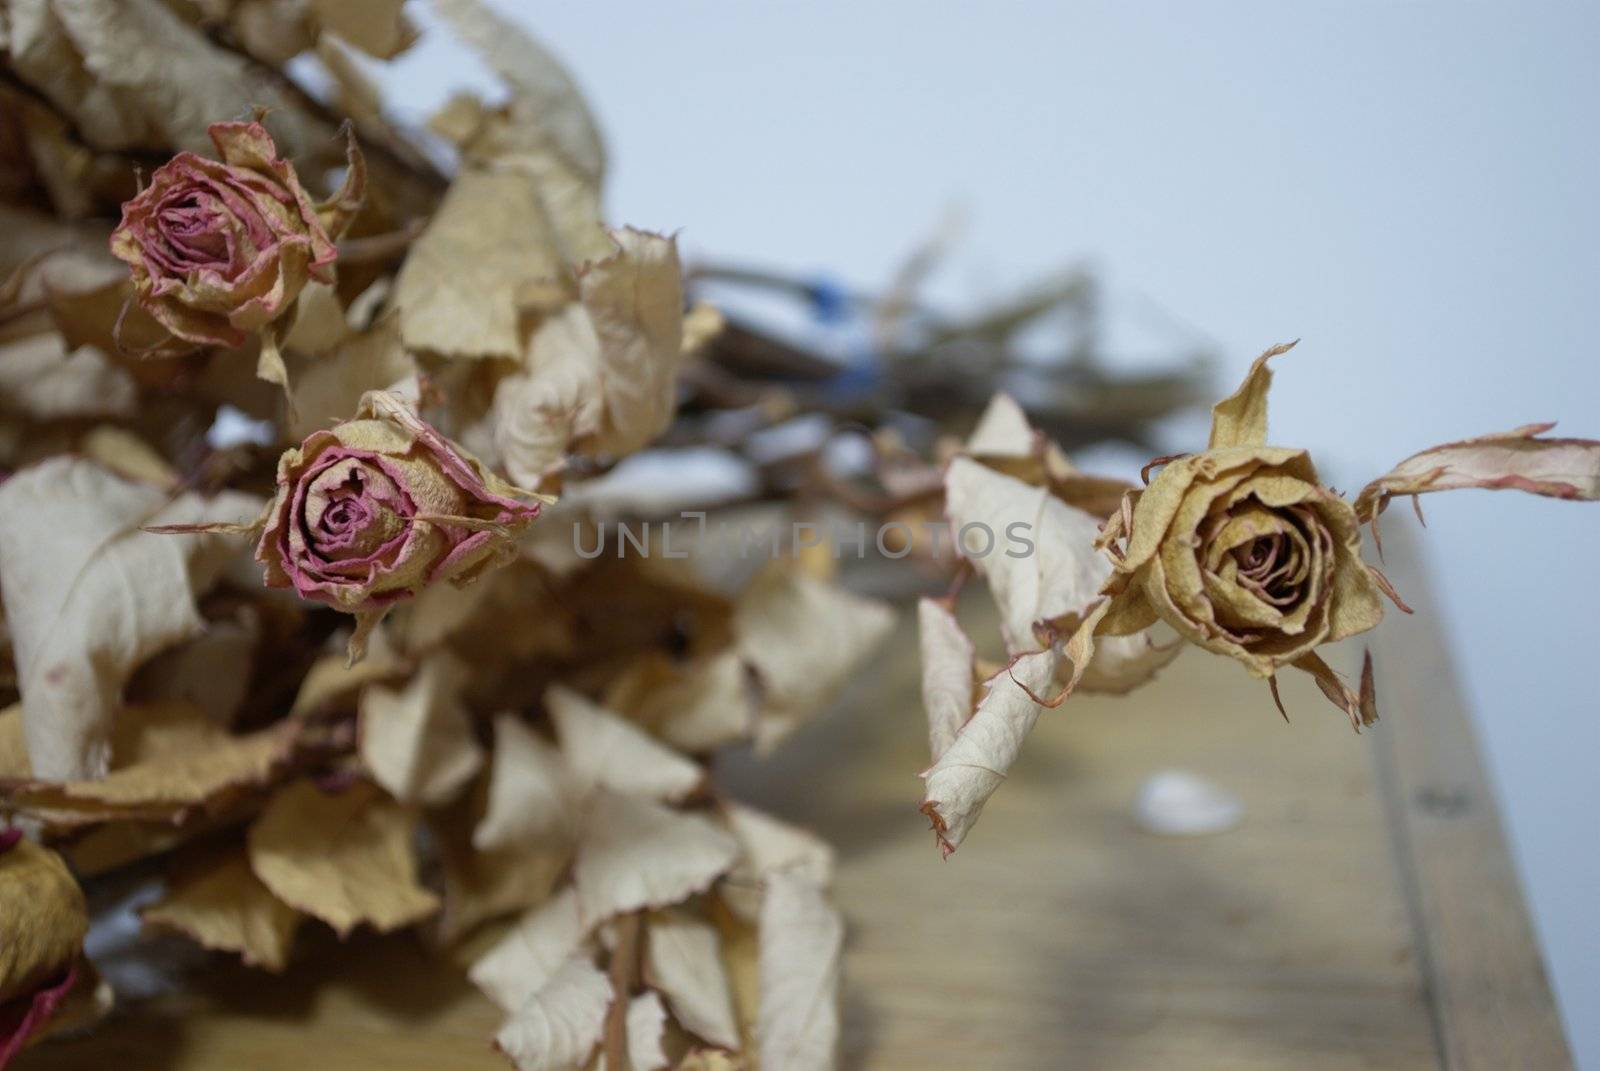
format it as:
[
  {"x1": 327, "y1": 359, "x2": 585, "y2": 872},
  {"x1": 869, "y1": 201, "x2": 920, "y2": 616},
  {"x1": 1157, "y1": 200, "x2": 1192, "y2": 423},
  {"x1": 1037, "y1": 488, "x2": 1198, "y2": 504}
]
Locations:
[{"x1": 1368, "y1": 525, "x2": 1573, "y2": 1071}]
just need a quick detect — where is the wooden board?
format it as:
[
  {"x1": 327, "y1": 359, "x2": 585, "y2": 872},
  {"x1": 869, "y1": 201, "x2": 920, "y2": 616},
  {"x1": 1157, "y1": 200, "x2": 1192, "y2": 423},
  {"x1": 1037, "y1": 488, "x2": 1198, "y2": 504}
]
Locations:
[{"x1": 32, "y1": 542, "x2": 1569, "y2": 1070}]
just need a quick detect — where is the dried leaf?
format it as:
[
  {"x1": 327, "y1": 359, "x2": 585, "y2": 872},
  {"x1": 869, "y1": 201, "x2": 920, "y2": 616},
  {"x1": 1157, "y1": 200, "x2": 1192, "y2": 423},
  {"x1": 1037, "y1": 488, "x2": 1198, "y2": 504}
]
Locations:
[
  {"x1": 492, "y1": 952, "x2": 612, "y2": 1071},
  {"x1": 143, "y1": 845, "x2": 300, "y2": 971},
  {"x1": 474, "y1": 714, "x2": 575, "y2": 851},
  {"x1": 548, "y1": 685, "x2": 703, "y2": 804},
  {"x1": 359, "y1": 653, "x2": 484, "y2": 807},
  {"x1": 394, "y1": 169, "x2": 564, "y2": 359},
  {"x1": 308, "y1": 0, "x2": 412, "y2": 59},
  {"x1": 920, "y1": 648, "x2": 1060, "y2": 856},
  {"x1": 432, "y1": 793, "x2": 568, "y2": 946},
  {"x1": 732, "y1": 565, "x2": 894, "y2": 752},
  {"x1": 287, "y1": 313, "x2": 416, "y2": 441},
  {"x1": 573, "y1": 791, "x2": 739, "y2": 927},
  {"x1": 0, "y1": 837, "x2": 86, "y2": 1005},
  {"x1": 247, "y1": 780, "x2": 439, "y2": 936},
  {"x1": 718, "y1": 803, "x2": 834, "y2": 924},
  {"x1": 916, "y1": 598, "x2": 976, "y2": 761},
  {"x1": 0, "y1": 458, "x2": 261, "y2": 780},
  {"x1": 756, "y1": 874, "x2": 843, "y2": 1071},
  {"x1": 492, "y1": 304, "x2": 605, "y2": 487},
  {"x1": 605, "y1": 650, "x2": 754, "y2": 754},
  {"x1": 0, "y1": 333, "x2": 135, "y2": 421},
  {"x1": 288, "y1": 627, "x2": 408, "y2": 717},
  {"x1": 469, "y1": 887, "x2": 591, "y2": 1013},
  {"x1": 1355, "y1": 422, "x2": 1600, "y2": 525},
  {"x1": 2, "y1": 701, "x2": 296, "y2": 821},
  {"x1": 596, "y1": 991, "x2": 669, "y2": 1071},
  {"x1": 645, "y1": 910, "x2": 740, "y2": 1050},
  {"x1": 964, "y1": 392, "x2": 1037, "y2": 458}
]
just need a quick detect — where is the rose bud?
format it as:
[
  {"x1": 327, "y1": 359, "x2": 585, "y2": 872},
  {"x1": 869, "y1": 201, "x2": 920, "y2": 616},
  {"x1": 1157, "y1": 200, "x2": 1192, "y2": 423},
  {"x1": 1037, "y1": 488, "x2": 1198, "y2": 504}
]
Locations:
[
  {"x1": 109, "y1": 120, "x2": 364, "y2": 349},
  {"x1": 257, "y1": 392, "x2": 545, "y2": 659}
]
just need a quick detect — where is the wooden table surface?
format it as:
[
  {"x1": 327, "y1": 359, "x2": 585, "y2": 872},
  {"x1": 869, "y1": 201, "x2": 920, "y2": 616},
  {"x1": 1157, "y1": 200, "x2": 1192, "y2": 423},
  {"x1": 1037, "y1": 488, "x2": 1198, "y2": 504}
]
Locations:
[{"x1": 34, "y1": 541, "x2": 1571, "y2": 1070}]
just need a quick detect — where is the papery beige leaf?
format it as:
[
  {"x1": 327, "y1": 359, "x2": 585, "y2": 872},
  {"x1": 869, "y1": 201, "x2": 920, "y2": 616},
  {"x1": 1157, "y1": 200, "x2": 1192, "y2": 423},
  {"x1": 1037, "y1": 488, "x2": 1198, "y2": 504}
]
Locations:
[
  {"x1": 548, "y1": 685, "x2": 703, "y2": 803},
  {"x1": 917, "y1": 598, "x2": 976, "y2": 761},
  {"x1": 2, "y1": 701, "x2": 295, "y2": 822},
  {"x1": 0, "y1": 837, "x2": 87, "y2": 1005},
  {"x1": 280, "y1": 280, "x2": 349, "y2": 357},
  {"x1": 732, "y1": 565, "x2": 894, "y2": 753},
  {"x1": 718, "y1": 803, "x2": 835, "y2": 924},
  {"x1": 581, "y1": 229, "x2": 686, "y2": 459},
  {"x1": 469, "y1": 886, "x2": 591, "y2": 1013},
  {"x1": 247, "y1": 780, "x2": 439, "y2": 937},
  {"x1": 15, "y1": 0, "x2": 311, "y2": 156},
  {"x1": 474, "y1": 714, "x2": 575, "y2": 851},
  {"x1": 595, "y1": 991, "x2": 670, "y2": 1071},
  {"x1": 359, "y1": 653, "x2": 484, "y2": 807},
  {"x1": 0, "y1": 333, "x2": 135, "y2": 421},
  {"x1": 606, "y1": 651, "x2": 754, "y2": 754},
  {"x1": 308, "y1": 0, "x2": 412, "y2": 59},
  {"x1": 573, "y1": 791, "x2": 739, "y2": 927},
  {"x1": 492, "y1": 304, "x2": 605, "y2": 487},
  {"x1": 756, "y1": 873, "x2": 843, "y2": 1071},
  {"x1": 133, "y1": 607, "x2": 258, "y2": 724},
  {"x1": 431, "y1": 0, "x2": 606, "y2": 185},
  {"x1": 78, "y1": 427, "x2": 180, "y2": 490},
  {"x1": 1354, "y1": 422, "x2": 1600, "y2": 526},
  {"x1": 965, "y1": 392, "x2": 1037, "y2": 458},
  {"x1": 0, "y1": 459, "x2": 261, "y2": 779},
  {"x1": 920, "y1": 647, "x2": 1059, "y2": 856},
  {"x1": 645, "y1": 910, "x2": 740, "y2": 1050},
  {"x1": 1208, "y1": 341, "x2": 1296, "y2": 450},
  {"x1": 143, "y1": 845, "x2": 300, "y2": 971},
  {"x1": 287, "y1": 314, "x2": 416, "y2": 441},
  {"x1": 288, "y1": 627, "x2": 408, "y2": 717},
  {"x1": 944, "y1": 456, "x2": 1106, "y2": 655},
  {"x1": 675, "y1": 1053, "x2": 744, "y2": 1071},
  {"x1": 492, "y1": 951, "x2": 612, "y2": 1071},
  {"x1": 394, "y1": 169, "x2": 564, "y2": 359}
]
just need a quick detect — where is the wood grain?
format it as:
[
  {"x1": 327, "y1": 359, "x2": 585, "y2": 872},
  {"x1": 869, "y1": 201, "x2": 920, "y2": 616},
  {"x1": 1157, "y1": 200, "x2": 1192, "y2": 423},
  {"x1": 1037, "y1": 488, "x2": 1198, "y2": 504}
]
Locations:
[{"x1": 31, "y1": 547, "x2": 1567, "y2": 1069}]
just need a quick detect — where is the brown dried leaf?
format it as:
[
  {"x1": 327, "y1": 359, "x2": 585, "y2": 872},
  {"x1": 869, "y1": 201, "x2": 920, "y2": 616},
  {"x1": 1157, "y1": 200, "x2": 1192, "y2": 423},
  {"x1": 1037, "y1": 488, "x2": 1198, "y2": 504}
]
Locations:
[
  {"x1": 358, "y1": 653, "x2": 484, "y2": 807},
  {"x1": 247, "y1": 780, "x2": 439, "y2": 937},
  {"x1": 645, "y1": 910, "x2": 740, "y2": 1050},
  {"x1": 0, "y1": 458, "x2": 262, "y2": 780},
  {"x1": 920, "y1": 648, "x2": 1060, "y2": 856},
  {"x1": 573, "y1": 791, "x2": 739, "y2": 927},
  {"x1": 1355, "y1": 422, "x2": 1600, "y2": 525},
  {"x1": 756, "y1": 874, "x2": 842, "y2": 1071},
  {"x1": 143, "y1": 845, "x2": 300, "y2": 971},
  {"x1": 308, "y1": 0, "x2": 413, "y2": 59}
]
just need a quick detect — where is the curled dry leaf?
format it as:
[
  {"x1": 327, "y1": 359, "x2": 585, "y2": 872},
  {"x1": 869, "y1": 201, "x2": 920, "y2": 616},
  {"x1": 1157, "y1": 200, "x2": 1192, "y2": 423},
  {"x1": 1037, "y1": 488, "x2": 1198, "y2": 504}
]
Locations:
[
  {"x1": 1354, "y1": 422, "x2": 1600, "y2": 529},
  {"x1": 1, "y1": 701, "x2": 298, "y2": 823},
  {"x1": 604, "y1": 650, "x2": 755, "y2": 754},
  {"x1": 732, "y1": 564, "x2": 895, "y2": 753},
  {"x1": 474, "y1": 714, "x2": 574, "y2": 851},
  {"x1": 0, "y1": 458, "x2": 262, "y2": 780},
  {"x1": 645, "y1": 910, "x2": 741, "y2": 1051},
  {"x1": 916, "y1": 598, "x2": 977, "y2": 760},
  {"x1": 573, "y1": 791, "x2": 739, "y2": 927},
  {"x1": 757, "y1": 873, "x2": 844, "y2": 1071},
  {"x1": 921, "y1": 648, "x2": 1060, "y2": 856},
  {"x1": 358, "y1": 652, "x2": 484, "y2": 807},
  {"x1": 246, "y1": 779, "x2": 439, "y2": 937},
  {"x1": 0, "y1": 836, "x2": 86, "y2": 1006},
  {"x1": 142, "y1": 845, "x2": 300, "y2": 972},
  {"x1": 431, "y1": 792, "x2": 568, "y2": 946},
  {"x1": 492, "y1": 952, "x2": 613, "y2": 1071}
]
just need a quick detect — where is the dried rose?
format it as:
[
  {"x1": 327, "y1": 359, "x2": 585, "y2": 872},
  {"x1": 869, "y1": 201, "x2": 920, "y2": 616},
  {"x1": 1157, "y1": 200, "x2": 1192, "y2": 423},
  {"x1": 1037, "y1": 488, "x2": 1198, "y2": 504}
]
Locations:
[
  {"x1": 257, "y1": 392, "x2": 543, "y2": 655},
  {"x1": 109, "y1": 120, "x2": 365, "y2": 348},
  {"x1": 1057, "y1": 342, "x2": 1600, "y2": 727}
]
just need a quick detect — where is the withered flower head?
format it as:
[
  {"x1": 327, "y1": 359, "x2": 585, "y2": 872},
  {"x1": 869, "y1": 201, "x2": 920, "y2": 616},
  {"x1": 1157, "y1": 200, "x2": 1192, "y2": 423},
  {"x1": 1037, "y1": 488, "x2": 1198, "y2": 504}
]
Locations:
[
  {"x1": 258, "y1": 392, "x2": 542, "y2": 653},
  {"x1": 109, "y1": 121, "x2": 364, "y2": 348}
]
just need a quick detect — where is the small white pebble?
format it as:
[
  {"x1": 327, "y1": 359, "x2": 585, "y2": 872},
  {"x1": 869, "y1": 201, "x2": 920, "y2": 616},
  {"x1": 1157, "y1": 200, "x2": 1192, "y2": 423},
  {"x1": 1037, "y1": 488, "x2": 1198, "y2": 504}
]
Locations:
[{"x1": 1134, "y1": 769, "x2": 1244, "y2": 837}]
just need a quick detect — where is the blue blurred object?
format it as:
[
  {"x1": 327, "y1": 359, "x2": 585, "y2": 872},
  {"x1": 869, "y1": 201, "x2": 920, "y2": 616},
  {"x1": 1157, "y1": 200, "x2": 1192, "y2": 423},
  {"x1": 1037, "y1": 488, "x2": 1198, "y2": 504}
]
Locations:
[{"x1": 805, "y1": 276, "x2": 851, "y2": 324}]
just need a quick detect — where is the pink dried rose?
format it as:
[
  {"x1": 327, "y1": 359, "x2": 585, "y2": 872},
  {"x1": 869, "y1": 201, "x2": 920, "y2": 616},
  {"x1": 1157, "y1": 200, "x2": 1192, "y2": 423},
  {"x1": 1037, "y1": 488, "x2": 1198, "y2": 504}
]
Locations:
[
  {"x1": 257, "y1": 392, "x2": 544, "y2": 655},
  {"x1": 109, "y1": 120, "x2": 365, "y2": 348}
]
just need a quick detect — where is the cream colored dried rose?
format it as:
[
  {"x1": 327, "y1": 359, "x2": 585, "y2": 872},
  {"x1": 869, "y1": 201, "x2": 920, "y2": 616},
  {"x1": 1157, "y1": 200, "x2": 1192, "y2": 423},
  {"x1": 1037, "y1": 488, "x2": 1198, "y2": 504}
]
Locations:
[
  {"x1": 257, "y1": 392, "x2": 542, "y2": 654},
  {"x1": 109, "y1": 121, "x2": 364, "y2": 348}
]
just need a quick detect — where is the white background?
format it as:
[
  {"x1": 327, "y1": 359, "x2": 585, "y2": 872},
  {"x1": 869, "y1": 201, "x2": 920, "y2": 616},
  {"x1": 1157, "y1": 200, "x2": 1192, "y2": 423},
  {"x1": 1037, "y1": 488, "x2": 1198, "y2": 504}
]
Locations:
[{"x1": 380, "y1": 3, "x2": 1599, "y2": 1062}]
